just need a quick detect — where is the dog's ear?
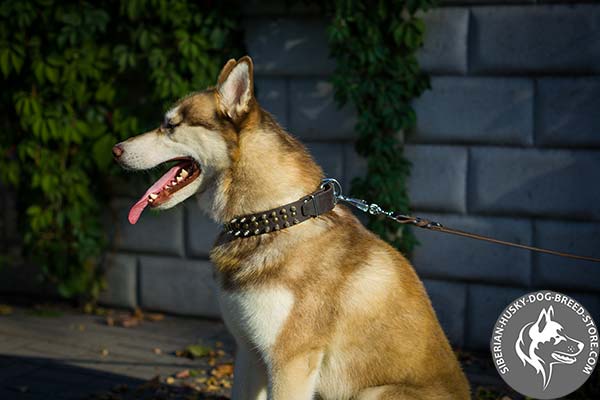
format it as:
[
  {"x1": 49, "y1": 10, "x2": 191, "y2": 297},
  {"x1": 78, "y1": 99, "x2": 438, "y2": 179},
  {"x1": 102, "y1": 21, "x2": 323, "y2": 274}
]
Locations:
[{"x1": 216, "y1": 56, "x2": 255, "y2": 122}]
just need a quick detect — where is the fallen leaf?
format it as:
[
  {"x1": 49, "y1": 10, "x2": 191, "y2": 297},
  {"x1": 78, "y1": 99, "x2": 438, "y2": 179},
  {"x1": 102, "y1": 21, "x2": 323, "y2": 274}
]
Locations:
[
  {"x1": 144, "y1": 312, "x2": 165, "y2": 322},
  {"x1": 177, "y1": 344, "x2": 212, "y2": 359},
  {"x1": 175, "y1": 369, "x2": 190, "y2": 379},
  {"x1": 120, "y1": 316, "x2": 140, "y2": 328},
  {"x1": 0, "y1": 304, "x2": 13, "y2": 315},
  {"x1": 136, "y1": 375, "x2": 160, "y2": 392},
  {"x1": 215, "y1": 341, "x2": 223, "y2": 348},
  {"x1": 211, "y1": 364, "x2": 233, "y2": 378},
  {"x1": 100, "y1": 348, "x2": 109, "y2": 357},
  {"x1": 152, "y1": 347, "x2": 162, "y2": 355},
  {"x1": 166, "y1": 376, "x2": 175, "y2": 385}
]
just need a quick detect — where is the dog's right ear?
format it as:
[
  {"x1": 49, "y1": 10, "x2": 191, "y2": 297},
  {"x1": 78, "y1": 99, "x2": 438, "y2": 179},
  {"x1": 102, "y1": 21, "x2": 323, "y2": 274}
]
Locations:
[{"x1": 216, "y1": 56, "x2": 255, "y2": 122}]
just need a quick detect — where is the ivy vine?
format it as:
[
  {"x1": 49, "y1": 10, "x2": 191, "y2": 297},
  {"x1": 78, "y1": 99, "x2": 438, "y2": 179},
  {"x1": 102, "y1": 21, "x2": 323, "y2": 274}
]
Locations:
[
  {"x1": 326, "y1": 0, "x2": 436, "y2": 255},
  {"x1": 0, "y1": 0, "x2": 241, "y2": 300}
]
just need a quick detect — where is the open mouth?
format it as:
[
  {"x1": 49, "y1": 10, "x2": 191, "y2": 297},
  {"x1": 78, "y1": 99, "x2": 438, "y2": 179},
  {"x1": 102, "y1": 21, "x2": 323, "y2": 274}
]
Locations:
[
  {"x1": 128, "y1": 157, "x2": 201, "y2": 224},
  {"x1": 552, "y1": 351, "x2": 577, "y2": 364}
]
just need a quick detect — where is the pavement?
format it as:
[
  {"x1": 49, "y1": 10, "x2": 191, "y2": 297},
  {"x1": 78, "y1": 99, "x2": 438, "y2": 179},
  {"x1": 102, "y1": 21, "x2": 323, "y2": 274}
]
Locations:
[
  {"x1": 0, "y1": 305, "x2": 235, "y2": 400},
  {"x1": 3, "y1": 303, "x2": 594, "y2": 400}
]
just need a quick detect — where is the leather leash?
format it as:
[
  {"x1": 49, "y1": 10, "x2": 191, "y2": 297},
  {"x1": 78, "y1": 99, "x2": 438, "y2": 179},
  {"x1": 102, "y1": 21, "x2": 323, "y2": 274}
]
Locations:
[
  {"x1": 320, "y1": 178, "x2": 600, "y2": 264},
  {"x1": 220, "y1": 178, "x2": 600, "y2": 263}
]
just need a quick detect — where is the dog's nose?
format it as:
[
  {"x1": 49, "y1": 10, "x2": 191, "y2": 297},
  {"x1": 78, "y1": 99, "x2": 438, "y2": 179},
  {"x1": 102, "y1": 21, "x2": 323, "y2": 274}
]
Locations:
[{"x1": 112, "y1": 144, "x2": 124, "y2": 158}]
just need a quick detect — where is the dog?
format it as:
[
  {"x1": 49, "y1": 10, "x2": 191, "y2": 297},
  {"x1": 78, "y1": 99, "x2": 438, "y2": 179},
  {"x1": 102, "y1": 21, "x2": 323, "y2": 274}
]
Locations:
[
  {"x1": 515, "y1": 305, "x2": 584, "y2": 390},
  {"x1": 113, "y1": 56, "x2": 470, "y2": 400}
]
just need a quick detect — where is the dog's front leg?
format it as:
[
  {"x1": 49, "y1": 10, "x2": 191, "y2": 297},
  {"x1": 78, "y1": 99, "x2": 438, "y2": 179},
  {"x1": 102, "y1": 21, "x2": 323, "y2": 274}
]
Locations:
[
  {"x1": 232, "y1": 344, "x2": 268, "y2": 400},
  {"x1": 269, "y1": 351, "x2": 323, "y2": 400}
]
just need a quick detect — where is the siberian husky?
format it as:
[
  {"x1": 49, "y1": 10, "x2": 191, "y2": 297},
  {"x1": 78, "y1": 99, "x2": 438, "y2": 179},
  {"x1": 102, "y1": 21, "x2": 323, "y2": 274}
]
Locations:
[{"x1": 113, "y1": 56, "x2": 470, "y2": 400}]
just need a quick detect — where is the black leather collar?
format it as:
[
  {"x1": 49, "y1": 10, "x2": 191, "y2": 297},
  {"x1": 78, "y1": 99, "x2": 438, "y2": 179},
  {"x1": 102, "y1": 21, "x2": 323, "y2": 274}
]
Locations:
[{"x1": 220, "y1": 183, "x2": 337, "y2": 241}]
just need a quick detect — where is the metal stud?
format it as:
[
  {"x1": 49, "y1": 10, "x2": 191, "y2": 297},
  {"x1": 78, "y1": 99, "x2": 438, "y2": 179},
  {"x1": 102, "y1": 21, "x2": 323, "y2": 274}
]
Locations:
[
  {"x1": 240, "y1": 217, "x2": 247, "y2": 223},
  {"x1": 250, "y1": 216, "x2": 257, "y2": 222},
  {"x1": 290, "y1": 206, "x2": 297, "y2": 212},
  {"x1": 291, "y1": 211, "x2": 297, "y2": 216},
  {"x1": 264, "y1": 226, "x2": 271, "y2": 233},
  {"x1": 254, "y1": 229, "x2": 260, "y2": 235},
  {"x1": 293, "y1": 219, "x2": 299, "y2": 224},
  {"x1": 284, "y1": 221, "x2": 290, "y2": 228},
  {"x1": 243, "y1": 230, "x2": 250, "y2": 237},
  {"x1": 282, "y1": 214, "x2": 288, "y2": 220},
  {"x1": 274, "y1": 224, "x2": 280, "y2": 230},
  {"x1": 272, "y1": 216, "x2": 279, "y2": 222},
  {"x1": 280, "y1": 208, "x2": 287, "y2": 214},
  {"x1": 243, "y1": 223, "x2": 249, "y2": 229},
  {"x1": 253, "y1": 221, "x2": 259, "y2": 227},
  {"x1": 261, "y1": 214, "x2": 268, "y2": 220},
  {"x1": 230, "y1": 218, "x2": 237, "y2": 224},
  {"x1": 234, "y1": 231, "x2": 241, "y2": 237},
  {"x1": 271, "y1": 211, "x2": 277, "y2": 217},
  {"x1": 263, "y1": 220, "x2": 269, "y2": 226}
]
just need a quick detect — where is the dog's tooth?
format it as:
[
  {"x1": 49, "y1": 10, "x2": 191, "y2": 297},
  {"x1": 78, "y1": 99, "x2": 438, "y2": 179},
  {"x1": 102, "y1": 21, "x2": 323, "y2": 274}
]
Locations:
[
  {"x1": 148, "y1": 198, "x2": 154, "y2": 203},
  {"x1": 171, "y1": 180, "x2": 177, "y2": 185},
  {"x1": 149, "y1": 193, "x2": 158, "y2": 199},
  {"x1": 180, "y1": 169, "x2": 188, "y2": 178},
  {"x1": 176, "y1": 176, "x2": 183, "y2": 182}
]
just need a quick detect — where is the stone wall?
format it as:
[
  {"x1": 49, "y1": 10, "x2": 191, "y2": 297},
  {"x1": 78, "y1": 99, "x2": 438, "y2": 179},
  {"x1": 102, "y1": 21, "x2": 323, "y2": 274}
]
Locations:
[{"x1": 11, "y1": 1, "x2": 600, "y2": 351}]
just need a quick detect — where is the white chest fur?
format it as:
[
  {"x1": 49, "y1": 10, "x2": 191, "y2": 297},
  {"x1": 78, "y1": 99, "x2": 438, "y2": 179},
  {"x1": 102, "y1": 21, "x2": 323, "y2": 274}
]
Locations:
[{"x1": 218, "y1": 284, "x2": 295, "y2": 363}]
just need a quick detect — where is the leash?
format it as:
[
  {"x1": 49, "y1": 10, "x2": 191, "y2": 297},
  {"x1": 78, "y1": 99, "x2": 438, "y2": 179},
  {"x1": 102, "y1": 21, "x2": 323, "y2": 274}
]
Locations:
[{"x1": 321, "y1": 178, "x2": 600, "y2": 263}]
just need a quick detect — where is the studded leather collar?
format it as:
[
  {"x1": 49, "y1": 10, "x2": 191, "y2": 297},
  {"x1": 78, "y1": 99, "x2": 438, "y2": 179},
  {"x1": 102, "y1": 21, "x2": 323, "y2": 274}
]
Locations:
[{"x1": 221, "y1": 183, "x2": 337, "y2": 241}]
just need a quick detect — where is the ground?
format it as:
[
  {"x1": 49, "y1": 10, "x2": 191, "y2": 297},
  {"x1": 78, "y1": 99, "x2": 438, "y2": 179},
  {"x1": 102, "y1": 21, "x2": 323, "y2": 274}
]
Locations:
[{"x1": 0, "y1": 302, "x2": 596, "y2": 399}]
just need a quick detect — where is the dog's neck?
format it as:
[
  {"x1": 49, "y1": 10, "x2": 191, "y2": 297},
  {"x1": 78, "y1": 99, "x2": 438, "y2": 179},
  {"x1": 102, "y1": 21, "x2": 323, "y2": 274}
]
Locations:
[{"x1": 203, "y1": 112, "x2": 323, "y2": 223}]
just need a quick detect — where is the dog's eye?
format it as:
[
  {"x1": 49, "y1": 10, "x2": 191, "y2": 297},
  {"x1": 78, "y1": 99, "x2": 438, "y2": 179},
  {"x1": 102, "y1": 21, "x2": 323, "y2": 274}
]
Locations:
[{"x1": 162, "y1": 120, "x2": 180, "y2": 133}]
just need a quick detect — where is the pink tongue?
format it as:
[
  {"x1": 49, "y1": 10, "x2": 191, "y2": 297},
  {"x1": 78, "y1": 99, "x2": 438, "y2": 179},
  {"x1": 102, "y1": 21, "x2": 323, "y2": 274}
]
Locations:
[{"x1": 128, "y1": 164, "x2": 182, "y2": 225}]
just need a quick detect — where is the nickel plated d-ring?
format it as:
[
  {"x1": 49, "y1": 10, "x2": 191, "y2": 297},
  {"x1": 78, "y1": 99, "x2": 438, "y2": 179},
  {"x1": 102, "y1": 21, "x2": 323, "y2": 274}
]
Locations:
[{"x1": 320, "y1": 178, "x2": 342, "y2": 200}]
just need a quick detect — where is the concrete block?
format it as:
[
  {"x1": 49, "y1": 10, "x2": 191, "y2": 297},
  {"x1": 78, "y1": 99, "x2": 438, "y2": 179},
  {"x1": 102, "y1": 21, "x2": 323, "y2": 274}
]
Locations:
[
  {"x1": 423, "y1": 279, "x2": 467, "y2": 347},
  {"x1": 99, "y1": 253, "x2": 138, "y2": 309},
  {"x1": 466, "y1": 284, "x2": 529, "y2": 350},
  {"x1": 140, "y1": 256, "x2": 220, "y2": 318},
  {"x1": 469, "y1": 147, "x2": 600, "y2": 220},
  {"x1": 537, "y1": 78, "x2": 600, "y2": 147},
  {"x1": 110, "y1": 198, "x2": 184, "y2": 257},
  {"x1": 185, "y1": 201, "x2": 221, "y2": 259},
  {"x1": 289, "y1": 78, "x2": 356, "y2": 141},
  {"x1": 532, "y1": 220, "x2": 600, "y2": 292},
  {"x1": 412, "y1": 213, "x2": 532, "y2": 286},
  {"x1": 405, "y1": 145, "x2": 468, "y2": 213},
  {"x1": 471, "y1": 5, "x2": 600, "y2": 74},
  {"x1": 412, "y1": 77, "x2": 533, "y2": 145},
  {"x1": 418, "y1": 8, "x2": 469, "y2": 74},
  {"x1": 343, "y1": 144, "x2": 367, "y2": 190},
  {"x1": 255, "y1": 77, "x2": 288, "y2": 128},
  {"x1": 305, "y1": 142, "x2": 345, "y2": 181},
  {"x1": 244, "y1": 18, "x2": 334, "y2": 75}
]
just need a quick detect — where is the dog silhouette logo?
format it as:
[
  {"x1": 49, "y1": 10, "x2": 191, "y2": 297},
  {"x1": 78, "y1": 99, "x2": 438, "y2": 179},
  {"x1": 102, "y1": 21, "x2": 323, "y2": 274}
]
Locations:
[
  {"x1": 491, "y1": 291, "x2": 598, "y2": 399},
  {"x1": 515, "y1": 306, "x2": 584, "y2": 390}
]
